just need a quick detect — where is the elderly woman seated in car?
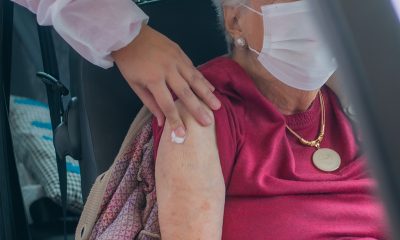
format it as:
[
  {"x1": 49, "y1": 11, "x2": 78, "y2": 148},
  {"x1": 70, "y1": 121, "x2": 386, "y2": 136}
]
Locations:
[
  {"x1": 154, "y1": 0, "x2": 388, "y2": 239},
  {"x1": 83, "y1": 0, "x2": 389, "y2": 239}
]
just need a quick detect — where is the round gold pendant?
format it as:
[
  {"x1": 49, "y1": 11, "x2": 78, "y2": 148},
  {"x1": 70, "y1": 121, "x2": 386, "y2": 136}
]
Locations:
[{"x1": 312, "y1": 148, "x2": 341, "y2": 172}]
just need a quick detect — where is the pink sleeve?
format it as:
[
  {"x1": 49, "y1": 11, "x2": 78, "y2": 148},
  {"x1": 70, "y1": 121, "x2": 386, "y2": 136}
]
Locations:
[{"x1": 12, "y1": 0, "x2": 149, "y2": 68}]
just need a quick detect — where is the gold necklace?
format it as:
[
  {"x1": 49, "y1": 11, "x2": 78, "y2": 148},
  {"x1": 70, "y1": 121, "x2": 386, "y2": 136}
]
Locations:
[{"x1": 286, "y1": 91, "x2": 341, "y2": 172}]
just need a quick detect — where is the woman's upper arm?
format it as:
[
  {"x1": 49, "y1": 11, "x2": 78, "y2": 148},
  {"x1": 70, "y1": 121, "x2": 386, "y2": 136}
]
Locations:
[
  {"x1": 156, "y1": 100, "x2": 221, "y2": 181},
  {"x1": 155, "y1": 101, "x2": 225, "y2": 240}
]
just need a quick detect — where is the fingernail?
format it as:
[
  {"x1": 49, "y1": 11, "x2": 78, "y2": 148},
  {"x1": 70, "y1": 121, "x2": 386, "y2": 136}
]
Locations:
[
  {"x1": 202, "y1": 113, "x2": 213, "y2": 125},
  {"x1": 171, "y1": 126, "x2": 186, "y2": 144},
  {"x1": 211, "y1": 99, "x2": 221, "y2": 110},
  {"x1": 209, "y1": 85, "x2": 216, "y2": 92}
]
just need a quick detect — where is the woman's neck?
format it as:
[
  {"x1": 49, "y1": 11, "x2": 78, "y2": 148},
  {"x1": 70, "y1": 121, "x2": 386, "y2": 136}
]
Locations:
[
  {"x1": 232, "y1": 53, "x2": 319, "y2": 115},
  {"x1": 253, "y1": 76, "x2": 319, "y2": 115}
]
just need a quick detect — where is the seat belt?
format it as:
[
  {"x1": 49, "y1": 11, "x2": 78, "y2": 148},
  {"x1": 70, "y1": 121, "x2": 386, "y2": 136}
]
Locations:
[
  {"x1": 37, "y1": 26, "x2": 69, "y2": 240},
  {"x1": 0, "y1": 0, "x2": 31, "y2": 239}
]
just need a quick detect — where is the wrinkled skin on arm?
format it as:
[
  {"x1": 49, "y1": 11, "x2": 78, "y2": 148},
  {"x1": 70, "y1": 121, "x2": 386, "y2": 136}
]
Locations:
[{"x1": 155, "y1": 101, "x2": 225, "y2": 240}]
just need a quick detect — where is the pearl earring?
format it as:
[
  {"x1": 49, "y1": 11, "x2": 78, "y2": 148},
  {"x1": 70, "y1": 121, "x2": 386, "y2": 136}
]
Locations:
[{"x1": 235, "y1": 37, "x2": 246, "y2": 47}]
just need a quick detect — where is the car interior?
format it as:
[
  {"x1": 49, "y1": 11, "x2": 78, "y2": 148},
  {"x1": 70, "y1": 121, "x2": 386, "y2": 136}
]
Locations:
[{"x1": 1, "y1": 0, "x2": 400, "y2": 239}]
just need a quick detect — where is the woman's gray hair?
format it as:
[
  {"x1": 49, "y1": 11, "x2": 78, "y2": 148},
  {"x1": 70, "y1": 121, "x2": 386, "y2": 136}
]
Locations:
[{"x1": 211, "y1": 0, "x2": 248, "y2": 48}]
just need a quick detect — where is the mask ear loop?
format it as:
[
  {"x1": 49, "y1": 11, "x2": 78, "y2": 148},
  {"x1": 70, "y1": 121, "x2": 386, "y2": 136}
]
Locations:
[
  {"x1": 239, "y1": 4, "x2": 262, "y2": 56},
  {"x1": 235, "y1": 37, "x2": 260, "y2": 55},
  {"x1": 248, "y1": 46, "x2": 261, "y2": 55},
  {"x1": 240, "y1": 4, "x2": 263, "y2": 16}
]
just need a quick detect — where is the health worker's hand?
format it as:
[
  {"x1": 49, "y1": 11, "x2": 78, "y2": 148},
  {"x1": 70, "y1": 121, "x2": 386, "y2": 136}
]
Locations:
[{"x1": 112, "y1": 25, "x2": 221, "y2": 139}]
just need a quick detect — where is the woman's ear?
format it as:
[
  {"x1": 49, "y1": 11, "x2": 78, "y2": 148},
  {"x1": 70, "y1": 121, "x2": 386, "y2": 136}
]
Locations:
[{"x1": 223, "y1": 6, "x2": 244, "y2": 40}]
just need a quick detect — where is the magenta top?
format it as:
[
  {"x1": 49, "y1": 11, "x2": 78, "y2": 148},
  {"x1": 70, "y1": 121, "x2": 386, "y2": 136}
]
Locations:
[{"x1": 153, "y1": 57, "x2": 389, "y2": 239}]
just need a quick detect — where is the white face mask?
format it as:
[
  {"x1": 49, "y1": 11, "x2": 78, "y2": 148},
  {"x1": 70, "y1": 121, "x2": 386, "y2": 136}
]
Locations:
[{"x1": 241, "y1": 1, "x2": 337, "y2": 91}]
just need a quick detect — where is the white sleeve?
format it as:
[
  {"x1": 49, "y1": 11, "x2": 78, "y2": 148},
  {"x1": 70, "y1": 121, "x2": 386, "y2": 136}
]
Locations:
[
  {"x1": 393, "y1": 0, "x2": 400, "y2": 20},
  {"x1": 12, "y1": 0, "x2": 149, "y2": 68}
]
